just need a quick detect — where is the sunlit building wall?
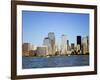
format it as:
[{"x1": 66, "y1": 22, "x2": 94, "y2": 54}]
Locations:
[
  {"x1": 82, "y1": 36, "x2": 89, "y2": 54},
  {"x1": 22, "y1": 43, "x2": 34, "y2": 56},
  {"x1": 61, "y1": 34, "x2": 67, "y2": 55},
  {"x1": 48, "y1": 32, "x2": 56, "y2": 56},
  {"x1": 36, "y1": 46, "x2": 48, "y2": 57},
  {"x1": 76, "y1": 44, "x2": 81, "y2": 54},
  {"x1": 43, "y1": 37, "x2": 51, "y2": 56}
]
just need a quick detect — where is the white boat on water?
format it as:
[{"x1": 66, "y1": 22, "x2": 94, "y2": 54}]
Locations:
[
  {"x1": 46, "y1": 56, "x2": 50, "y2": 58},
  {"x1": 68, "y1": 54, "x2": 71, "y2": 56}
]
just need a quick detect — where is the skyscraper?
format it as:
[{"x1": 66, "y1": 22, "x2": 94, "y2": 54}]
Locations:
[
  {"x1": 71, "y1": 43, "x2": 74, "y2": 50},
  {"x1": 43, "y1": 37, "x2": 50, "y2": 45},
  {"x1": 48, "y1": 32, "x2": 56, "y2": 56},
  {"x1": 43, "y1": 37, "x2": 51, "y2": 55},
  {"x1": 87, "y1": 36, "x2": 89, "y2": 53},
  {"x1": 77, "y1": 36, "x2": 81, "y2": 50},
  {"x1": 82, "y1": 36, "x2": 89, "y2": 54},
  {"x1": 61, "y1": 34, "x2": 67, "y2": 55},
  {"x1": 67, "y1": 40, "x2": 70, "y2": 51}
]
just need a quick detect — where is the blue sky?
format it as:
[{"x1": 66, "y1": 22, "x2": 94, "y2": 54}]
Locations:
[{"x1": 22, "y1": 11, "x2": 89, "y2": 46}]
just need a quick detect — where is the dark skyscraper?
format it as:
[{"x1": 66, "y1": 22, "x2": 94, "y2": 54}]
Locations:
[
  {"x1": 71, "y1": 43, "x2": 74, "y2": 49},
  {"x1": 67, "y1": 40, "x2": 69, "y2": 50},
  {"x1": 67, "y1": 40, "x2": 69, "y2": 46},
  {"x1": 77, "y1": 36, "x2": 81, "y2": 49}
]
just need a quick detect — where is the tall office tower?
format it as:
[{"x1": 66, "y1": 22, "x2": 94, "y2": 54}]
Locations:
[
  {"x1": 77, "y1": 36, "x2": 81, "y2": 50},
  {"x1": 87, "y1": 36, "x2": 89, "y2": 54},
  {"x1": 22, "y1": 43, "x2": 34, "y2": 56},
  {"x1": 67, "y1": 40, "x2": 70, "y2": 51},
  {"x1": 71, "y1": 43, "x2": 75, "y2": 50},
  {"x1": 43, "y1": 37, "x2": 51, "y2": 56},
  {"x1": 82, "y1": 36, "x2": 89, "y2": 54},
  {"x1": 48, "y1": 32, "x2": 56, "y2": 56},
  {"x1": 43, "y1": 37, "x2": 49, "y2": 45},
  {"x1": 61, "y1": 34, "x2": 67, "y2": 55},
  {"x1": 71, "y1": 43, "x2": 75, "y2": 54}
]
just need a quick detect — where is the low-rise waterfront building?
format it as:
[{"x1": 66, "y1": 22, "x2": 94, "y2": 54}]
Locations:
[
  {"x1": 29, "y1": 50, "x2": 36, "y2": 56},
  {"x1": 22, "y1": 43, "x2": 34, "y2": 56},
  {"x1": 36, "y1": 46, "x2": 48, "y2": 57}
]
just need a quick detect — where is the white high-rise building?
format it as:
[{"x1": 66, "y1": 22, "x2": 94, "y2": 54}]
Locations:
[
  {"x1": 61, "y1": 34, "x2": 67, "y2": 55},
  {"x1": 82, "y1": 36, "x2": 89, "y2": 54},
  {"x1": 43, "y1": 37, "x2": 51, "y2": 56},
  {"x1": 48, "y1": 32, "x2": 56, "y2": 56}
]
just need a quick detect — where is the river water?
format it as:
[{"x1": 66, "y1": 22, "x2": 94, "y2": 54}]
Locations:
[{"x1": 22, "y1": 55, "x2": 89, "y2": 69}]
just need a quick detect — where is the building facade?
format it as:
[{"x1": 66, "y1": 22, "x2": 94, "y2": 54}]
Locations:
[
  {"x1": 48, "y1": 32, "x2": 56, "y2": 56},
  {"x1": 77, "y1": 36, "x2": 81, "y2": 49},
  {"x1": 22, "y1": 43, "x2": 34, "y2": 56},
  {"x1": 36, "y1": 46, "x2": 48, "y2": 57},
  {"x1": 61, "y1": 34, "x2": 67, "y2": 55},
  {"x1": 82, "y1": 36, "x2": 89, "y2": 54},
  {"x1": 43, "y1": 37, "x2": 51, "y2": 56},
  {"x1": 67, "y1": 40, "x2": 70, "y2": 51}
]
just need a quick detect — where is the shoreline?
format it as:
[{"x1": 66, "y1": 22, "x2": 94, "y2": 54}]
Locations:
[{"x1": 22, "y1": 54, "x2": 89, "y2": 58}]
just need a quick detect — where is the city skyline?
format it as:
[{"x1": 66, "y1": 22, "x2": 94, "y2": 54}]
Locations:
[
  {"x1": 22, "y1": 32, "x2": 89, "y2": 57},
  {"x1": 22, "y1": 11, "x2": 89, "y2": 46},
  {"x1": 23, "y1": 32, "x2": 89, "y2": 50},
  {"x1": 23, "y1": 32, "x2": 89, "y2": 47}
]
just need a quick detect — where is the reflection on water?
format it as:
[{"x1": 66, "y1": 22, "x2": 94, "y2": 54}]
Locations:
[{"x1": 22, "y1": 55, "x2": 89, "y2": 69}]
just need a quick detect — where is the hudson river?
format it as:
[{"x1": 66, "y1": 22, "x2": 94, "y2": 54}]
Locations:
[{"x1": 22, "y1": 55, "x2": 89, "y2": 69}]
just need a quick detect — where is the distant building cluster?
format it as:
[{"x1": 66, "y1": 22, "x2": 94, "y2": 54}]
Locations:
[{"x1": 22, "y1": 32, "x2": 89, "y2": 57}]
